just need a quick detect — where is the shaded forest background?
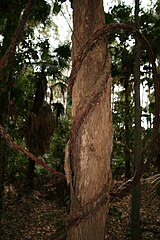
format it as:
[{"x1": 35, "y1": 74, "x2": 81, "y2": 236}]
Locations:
[{"x1": 0, "y1": 0, "x2": 160, "y2": 239}]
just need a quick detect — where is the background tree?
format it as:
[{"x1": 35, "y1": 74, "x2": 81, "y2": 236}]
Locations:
[
  {"x1": 131, "y1": 0, "x2": 142, "y2": 239},
  {"x1": 106, "y1": 4, "x2": 135, "y2": 180}
]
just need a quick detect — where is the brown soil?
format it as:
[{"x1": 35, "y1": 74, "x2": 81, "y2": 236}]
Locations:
[
  {"x1": 105, "y1": 178, "x2": 160, "y2": 239},
  {"x1": 1, "y1": 176, "x2": 160, "y2": 240}
]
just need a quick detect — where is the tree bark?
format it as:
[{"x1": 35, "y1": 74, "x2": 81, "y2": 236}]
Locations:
[
  {"x1": 67, "y1": 1, "x2": 112, "y2": 239},
  {"x1": 124, "y1": 76, "x2": 131, "y2": 180},
  {"x1": 122, "y1": 50, "x2": 132, "y2": 180},
  {"x1": 131, "y1": 0, "x2": 142, "y2": 239}
]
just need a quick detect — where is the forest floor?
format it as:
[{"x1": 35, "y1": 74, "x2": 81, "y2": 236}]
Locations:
[{"x1": 0, "y1": 174, "x2": 160, "y2": 240}]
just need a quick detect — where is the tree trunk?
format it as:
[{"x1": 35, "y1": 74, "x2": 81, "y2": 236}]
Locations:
[
  {"x1": 124, "y1": 75, "x2": 131, "y2": 180},
  {"x1": 67, "y1": 1, "x2": 112, "y2": 239},
  {"x1": 131, "y1": 0, "x2": 142, "y2": 239},
  {"x1": 123, "y1": 51, "x2": 132, "y2": 180},
  {"x1": 26, "y1": 69, "x2": 47, "y2": 190}
]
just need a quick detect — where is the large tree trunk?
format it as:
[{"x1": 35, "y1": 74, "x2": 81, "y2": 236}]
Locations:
[{"x1": 67, "y1": 1, "x2": 112, "y2": 239}]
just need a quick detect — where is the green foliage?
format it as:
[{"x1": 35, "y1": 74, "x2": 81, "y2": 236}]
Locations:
[
  {"x1": 46, "y1": 114, "x2": 71, "y2": 173},
  {"x1": 40, "y1": 39, "x2": 50, "y2": 60},
  {"x1": 107, "y1": 4, "x2": 132, "y2": 23},
  {"x1": 12, "y1": 67, "x2": 35, "y2": 117},
  {"x1": 105, "y1": 1, "x2": 160, "y2": 179},
  {"x1": 105, "y1": 4, "x2": 131, "y2": 23},
  {"x1": 53, "y1": 42, "x2": 71, "y2": 69},
  {"x1": 29, "y1": 0, "x2": 51, "y2": 25},
  {"x1": 54, "y1": 42, "x2": 71, "y2": 60},
  {"x1": 53, "y1": 1, "x2": 61, "y2": 15},
  {"x1": 5, "y1": 150, "x2": 27, "y2": 183},
  {"x1": 105, "y1": 4, "x2": 132, "y2": 44},
  {"x1": 0, "y1": 0, "x2": 71, "y2": 185}
]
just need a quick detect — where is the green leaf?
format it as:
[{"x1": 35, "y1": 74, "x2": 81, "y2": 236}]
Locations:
[
  {"x1": 53, "y1": 2, "x2": 61, "y2": 15},
  {"x1": 55, "y1": 43, "x2": 71, "y2": 60}
]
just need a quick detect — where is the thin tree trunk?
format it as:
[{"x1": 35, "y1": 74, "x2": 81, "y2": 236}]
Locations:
[
  {"x1": 123, "y1": 52, "x2": 131, "y2": 180},
  {"x1": 124, "y1": 76, "x2": 131, "y2": 180},
  {"x1": 67, "y1": 1, "x2": 112, "y2": 239},
  {"x1": 131, "y1": 0, "x2": 142, "y2": 239},
  {"x1": 0, "y1": 141, "x2": 6, "y2": 219}
]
